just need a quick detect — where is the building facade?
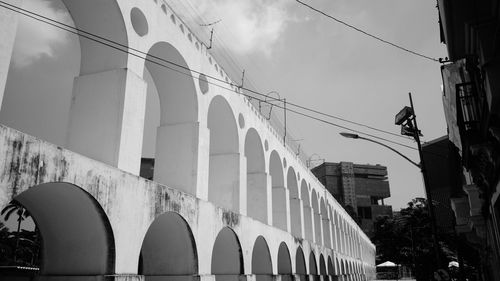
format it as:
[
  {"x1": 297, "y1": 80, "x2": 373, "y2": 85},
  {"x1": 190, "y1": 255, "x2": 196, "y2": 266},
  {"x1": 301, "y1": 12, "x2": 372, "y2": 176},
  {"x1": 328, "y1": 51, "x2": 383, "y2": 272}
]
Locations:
[
  {"x1": 422, "y1": 136, "x2": 463, "y2": 234},
  {"x1": 312, "y1": 162, "x2": 392, "y2": 237},
  {"x1": 438, "y1": 0, "x2": 500, "y2": 280}
]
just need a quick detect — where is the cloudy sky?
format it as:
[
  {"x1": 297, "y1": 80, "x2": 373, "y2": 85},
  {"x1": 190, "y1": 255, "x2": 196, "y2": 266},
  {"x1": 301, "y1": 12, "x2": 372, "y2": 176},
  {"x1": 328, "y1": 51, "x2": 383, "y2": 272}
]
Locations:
[{"x1": 1, "y1": 0, "x2": 447, "y2": 209}]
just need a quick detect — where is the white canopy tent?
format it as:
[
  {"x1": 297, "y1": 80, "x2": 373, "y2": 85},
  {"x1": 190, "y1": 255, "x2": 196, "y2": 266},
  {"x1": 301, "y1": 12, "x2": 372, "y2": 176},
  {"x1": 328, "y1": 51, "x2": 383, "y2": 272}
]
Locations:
[{"x1": 377, "y1": 261, "x2": 398, "y2": 267}]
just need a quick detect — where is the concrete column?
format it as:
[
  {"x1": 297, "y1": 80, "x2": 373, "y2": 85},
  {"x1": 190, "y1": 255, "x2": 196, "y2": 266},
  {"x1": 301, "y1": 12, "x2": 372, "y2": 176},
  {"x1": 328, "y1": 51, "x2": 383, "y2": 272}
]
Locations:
[
  {"x1": 196, "y1": 125, "x2": 210, "y2": 200},
  {"x1": 247, "y1": 171, "x2": 269, "y2": 223},
  {"x1": 66, "y1": 68, "x2": 147, "y2": 175},
  {"x1": 240, "y1": 155, "x2": 247, "y2": 216},
  {"x1": 315, "y1": 212, "x2": 323, "y2": 245},
  {"x1": 290, "y1": 198, "x2": 303, "y2": 237},
  {"x1": 339, "y1": 232, "x2": 343, "y2": 254},
  {"x1": 322, "y1": 217, "x2": 331, "y2": 248},
  {"x1": 208, "y1": 152, "x2": 241, "y2": 213},
  {"x1": 272, "y1": 185, "x2": 289, "y2": 231},
  {"x1": 154, "y1": 122, "x2": 200, "y2": 195},
  {"x1": 333, "y1": 227, "x2": 338, "y2": 251},
  {"x1": 266, "y1": 173, "x2": 272, "y2": 225},
  {"x1": 0, "y1": 0, "x2": 21, "y2": 107},
  {"x1": 313, "y1": 210, "x2": 323, "y2": 245},
  {"x1": 303, "y1": 206, "x2": 314, "y2": 241}
]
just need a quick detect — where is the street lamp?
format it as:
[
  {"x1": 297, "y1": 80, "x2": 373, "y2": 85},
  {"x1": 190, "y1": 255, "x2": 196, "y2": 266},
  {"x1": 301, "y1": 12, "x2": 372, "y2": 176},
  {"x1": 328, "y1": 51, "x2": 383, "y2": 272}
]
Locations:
[
  {"x1": 339, "y1": 132, "x2": 420, "y2": 168},
  {"x1": 340, "y1": 92, "x2": 442, "y2": 276}
]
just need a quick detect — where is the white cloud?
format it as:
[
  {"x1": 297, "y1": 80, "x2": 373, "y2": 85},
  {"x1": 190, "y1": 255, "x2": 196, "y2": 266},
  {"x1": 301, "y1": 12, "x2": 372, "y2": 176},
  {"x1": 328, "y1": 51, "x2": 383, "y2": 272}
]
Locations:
[
  {"x1": 12, "y1": 0, "x2": 72, "y2": 68},
  {"x1": 168, "y1": 0, "x2": 296, "y2": 56}
]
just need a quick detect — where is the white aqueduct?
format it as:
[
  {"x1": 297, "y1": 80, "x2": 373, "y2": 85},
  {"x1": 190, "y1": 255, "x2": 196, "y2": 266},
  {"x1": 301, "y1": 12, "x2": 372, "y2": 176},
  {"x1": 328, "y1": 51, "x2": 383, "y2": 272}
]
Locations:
[{"x1": 0, "y1": 0, "x2": 376, "y2": 280}]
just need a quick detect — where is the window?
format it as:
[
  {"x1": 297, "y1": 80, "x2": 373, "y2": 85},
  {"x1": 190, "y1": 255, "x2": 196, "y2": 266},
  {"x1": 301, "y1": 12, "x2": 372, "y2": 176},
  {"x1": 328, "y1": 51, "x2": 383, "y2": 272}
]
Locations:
[{"x1": 357, "y1": 207, "x2": 372, "y2": 219}]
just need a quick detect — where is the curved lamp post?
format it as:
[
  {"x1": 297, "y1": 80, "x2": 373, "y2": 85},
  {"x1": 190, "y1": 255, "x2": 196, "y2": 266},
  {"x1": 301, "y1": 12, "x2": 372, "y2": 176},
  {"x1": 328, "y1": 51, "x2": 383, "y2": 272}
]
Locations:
[
  {"x1": 339, "y1": 132, "x2": 420, "y2": 168},
  {"x1": 340, "y1": 92, "x2": 442, "y2": 275}
]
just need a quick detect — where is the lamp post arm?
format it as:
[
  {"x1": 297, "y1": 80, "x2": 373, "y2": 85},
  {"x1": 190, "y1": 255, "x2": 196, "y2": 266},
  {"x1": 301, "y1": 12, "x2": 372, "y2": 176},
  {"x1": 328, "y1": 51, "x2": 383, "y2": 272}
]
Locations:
[{"x1": 357, "y1": 136, "x2": 420, "y2": 168}]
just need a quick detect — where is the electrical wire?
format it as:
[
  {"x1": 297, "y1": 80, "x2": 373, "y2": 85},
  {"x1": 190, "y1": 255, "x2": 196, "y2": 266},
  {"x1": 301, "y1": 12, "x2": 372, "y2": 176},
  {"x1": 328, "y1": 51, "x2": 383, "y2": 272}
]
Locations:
[
  {"x1": 0, "y1": 1, "x2": 422, "y2": 152},
  {"x1": 175, "y1": 0, "x2": 413, "y2": 140},
  {"x1": 3, "y1": 0, "x2": 410, "y2": 142},
  {"x1": 294, "y1": 0, "x2": 440, "y2": 63}
]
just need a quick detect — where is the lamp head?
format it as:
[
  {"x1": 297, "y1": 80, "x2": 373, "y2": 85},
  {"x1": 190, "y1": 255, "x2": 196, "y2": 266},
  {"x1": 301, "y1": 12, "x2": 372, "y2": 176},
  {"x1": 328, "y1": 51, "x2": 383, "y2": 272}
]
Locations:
[{"x1": 340, "y1": 132, "x2": 359, "y2": 139}]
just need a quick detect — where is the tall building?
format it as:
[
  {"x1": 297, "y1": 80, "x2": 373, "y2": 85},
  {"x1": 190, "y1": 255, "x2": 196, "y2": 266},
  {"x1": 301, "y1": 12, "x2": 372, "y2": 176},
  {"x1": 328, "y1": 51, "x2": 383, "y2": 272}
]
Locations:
[
  {"x1": 438, "y1": 1, "x2": 500, "y2": 280},
  {"x1": 421, "y1": 136, "x2": 463, "y2": 234},
  {"x1": 312, "y1": 162, "x2": 392, "y2": 236}
]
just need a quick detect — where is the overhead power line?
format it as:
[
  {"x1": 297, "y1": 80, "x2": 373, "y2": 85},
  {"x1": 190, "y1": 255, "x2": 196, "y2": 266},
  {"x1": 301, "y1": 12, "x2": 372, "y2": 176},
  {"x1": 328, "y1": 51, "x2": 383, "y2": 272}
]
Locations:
[
  {"x1": 294, "y1": 0, "x2": 440, "y2": 63},
  {"x1": 0, "y1": 1, "x2": 419, "y2": 152}
]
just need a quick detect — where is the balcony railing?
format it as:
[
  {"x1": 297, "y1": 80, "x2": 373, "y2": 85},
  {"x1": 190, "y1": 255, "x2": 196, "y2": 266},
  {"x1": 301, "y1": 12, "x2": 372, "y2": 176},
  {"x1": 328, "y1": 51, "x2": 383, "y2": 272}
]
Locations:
[{"x1": 456, "y1": 82, "x2": 482, "y2": 133}]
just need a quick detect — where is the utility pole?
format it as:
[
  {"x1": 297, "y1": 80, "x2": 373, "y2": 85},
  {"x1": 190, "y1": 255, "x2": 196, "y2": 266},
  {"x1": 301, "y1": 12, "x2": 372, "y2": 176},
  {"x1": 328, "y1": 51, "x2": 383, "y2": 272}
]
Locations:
[{"x1": 399, "y1": 93, "x2": 441, "y2": 271}]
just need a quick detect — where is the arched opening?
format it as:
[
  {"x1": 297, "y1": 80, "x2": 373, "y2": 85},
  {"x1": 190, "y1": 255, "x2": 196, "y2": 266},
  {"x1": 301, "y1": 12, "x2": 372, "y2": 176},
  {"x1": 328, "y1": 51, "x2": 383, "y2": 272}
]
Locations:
[
  {"x1": 211, "y1": 227, "x2": 243, "y2": 281},
  {"x1": 311, "y1": 191, "x2": 321, "y2": 244},
  {"x1": 139, "y1": 212, "x2": 198, "y2": 280},
  {"x1": 341, "y1": 260, "x2": 346, "y2": 276},
  {"x1": 287, "y1": 167, "x2": 301, "y2": 237},
  {"x1": 336, "y1": 258, "x2": 341, "y2": 276},
  {"x1": 295, "y1": 247, "x2": 307, "y2": 281},
  {"x1": 270, "y1": 151, "x2": 286, "y2": 231},
  {"x1": 245, "y1": 129, "x2": 267, "y2": 223},
  {"x1": 1, "y1": 0, "x2": 140, "y2": 171},
  {"x1": 319, "y1": 254, "x2": 326, "y2": 276},
  {"x1": 300, "y1": 180, "x2": 312, "y2": 241},
  {"x1": 141, "y1": 41, "x2": 199, "y2": 195},
  {"x1": 1, "y1": 0, "x2": 81, "y2": 147},
  {"x1": 277, "y1": 242, "x2": 292, "y2": 278},
  {"x1": 327, "y1": 256, "x2": 334, "y2": 276},
  {"x1": 251, "y1": 236, "x2": 272, "y2": 281},
  {"x1": 207, "y1": 96, "x2": 240, "y2": 212},
  {"x1": 321, "y1": 199, "x2": 331, "y2": 248},
  {"x1": 0, "y1": 183, "x2": 114, "y2": 279},
  {"x1": 309, "y1": 252, "x2": 317, "y2": 275}
]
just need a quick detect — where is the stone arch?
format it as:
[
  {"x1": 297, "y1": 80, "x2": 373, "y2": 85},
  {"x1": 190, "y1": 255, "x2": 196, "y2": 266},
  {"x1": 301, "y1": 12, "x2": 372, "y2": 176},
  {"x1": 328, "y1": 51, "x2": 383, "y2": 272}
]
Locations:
[
  {"x1": 60, "y1": 1, "x2": 141, "y2": 171},
  {"x1": 2, "y1": 0, "x2": 129, "y2": 164},
  {"x1": 311, "y1": 191, "x2": 321, "y2": 244},
  {"x1": 245, "y1": 128, "x2": 267, "y2": 223},
  {"x1": 142, "y1": 41, "x2": 199, "y2": 195},
  {"x1": 335, "y1": 258, "x2": 341, "y2": 275},
  {"x1": 320, "y1": 199, "x2": 331, "y2": 248},
  {"x1": 251, "y1": 236, "x2": 273, "y2": 281},
  {"x1": 319, "y1": 254, "x2": 326, "y2": 276},
  {"x1": 3, "y1": 182, "x2": 115, "y2": 276},
  {"x1": 64, "y1": 0, "x2": 128, "y2": 75},
  {"x1": 295, "y1": 247, "x2": 307, "y2": 281},
  {"x1": 327, "y1": 256, "x2": 334, "y2": 276},
  {"x1": 341, "y1": 260, "x2": 346, "y2": 275},
  {"x1": 287, "y1": 167, "x2": 301, "y2": 237},
  {"x1": 277, "y1": 242, "x2": 292, "y2": 275},
  {"x1": 139, "y1": 212, "x2": 197, "y2": 279},
  {"x1": 300, "y1": 180, "x2": 312, "y2": 241},
  {"x1": 207, "y1": 96, "x2": 240, "y2": 212},
  {"x1": 308, "y1": 252, "x2": 317, "y2": 275},
  {"x1": 1, "y1": 0, "x2": 80, "y2": 149},
  {"x1": 270, "y1": 151, "x2": 286, "y2": 231},
  {"x1": 212, "y1": 227, "x2": 244, "y2": 281}
]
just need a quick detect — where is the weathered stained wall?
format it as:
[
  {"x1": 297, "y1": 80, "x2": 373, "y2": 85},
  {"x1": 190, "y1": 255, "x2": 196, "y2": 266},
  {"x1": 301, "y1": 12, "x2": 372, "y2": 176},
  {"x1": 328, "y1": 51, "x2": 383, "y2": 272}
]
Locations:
[{"x1": 0, "y1": 124, "x2": 374, "y2": 280}]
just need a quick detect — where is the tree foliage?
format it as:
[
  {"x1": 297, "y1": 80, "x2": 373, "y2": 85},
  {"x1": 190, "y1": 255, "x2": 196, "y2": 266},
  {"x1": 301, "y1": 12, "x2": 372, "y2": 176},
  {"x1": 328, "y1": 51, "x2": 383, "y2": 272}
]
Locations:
[
  {"x1": 372, "y1": 198, "x2": 455, "y2": 281},
  {"x1": 0, "y1": 201, "x2": 41, "y2": 267}
]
